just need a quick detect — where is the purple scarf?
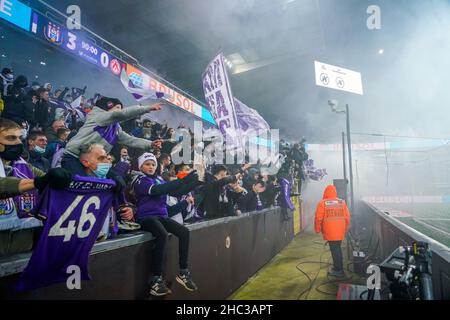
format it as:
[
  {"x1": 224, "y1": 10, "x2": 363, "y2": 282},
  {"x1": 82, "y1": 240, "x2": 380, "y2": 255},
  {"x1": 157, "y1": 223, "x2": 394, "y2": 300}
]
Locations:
[
  {"x1": 256, "y1": 193, "x2": 263, "y2": 211},
  {"x1": 11, "y1": 159, "x2": 38, "y2": 218},
  {"x1": 93, "y1": 123, "x2": 120, "y2": 145},
  {"x1": 280, "y1": 178, "x2": 295, "y2": 211}
]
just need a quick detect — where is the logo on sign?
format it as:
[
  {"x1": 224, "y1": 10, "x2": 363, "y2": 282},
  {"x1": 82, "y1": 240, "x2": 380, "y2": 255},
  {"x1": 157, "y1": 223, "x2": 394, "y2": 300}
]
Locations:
[
  {"x1": 110, "y1": 59, "x2": 121, "y2": 75},
  {"x1": 44, "y1": 21, "x2": 63, "y2": 45},
  {"x1": 320, "y1": 73, "x2": 329, "y2": 85},
  {"x1": 336, "y1": 77, "x2": 345, "y2": 88}
]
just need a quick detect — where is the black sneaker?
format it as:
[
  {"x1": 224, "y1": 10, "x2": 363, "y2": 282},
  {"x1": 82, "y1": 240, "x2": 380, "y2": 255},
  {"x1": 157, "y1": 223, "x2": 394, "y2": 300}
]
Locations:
[
  {"x1": 328, "y1": 267, "x2": 345, "y2": 278},
  {"x1": 176, "y1": 271, "x2": 198, "y2": 292},
  {"x1": 150, "y1": 276, "x2": 172, "y2": 296}
]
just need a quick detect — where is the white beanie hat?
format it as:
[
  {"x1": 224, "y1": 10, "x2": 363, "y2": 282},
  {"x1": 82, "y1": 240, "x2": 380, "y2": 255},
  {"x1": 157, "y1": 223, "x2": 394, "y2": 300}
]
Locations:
[{"x1": 138, "y1": 152, "x2": 157, "y2": 170}]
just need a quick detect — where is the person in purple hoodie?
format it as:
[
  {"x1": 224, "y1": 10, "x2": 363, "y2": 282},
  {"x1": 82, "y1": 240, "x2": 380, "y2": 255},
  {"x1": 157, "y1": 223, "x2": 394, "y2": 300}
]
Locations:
[
  {"x1": 133, "y1": 152, "x2": 199, "y2": 297},
  {"x1": 278, "y1": 174, "x2": 296, "y2": 221}
]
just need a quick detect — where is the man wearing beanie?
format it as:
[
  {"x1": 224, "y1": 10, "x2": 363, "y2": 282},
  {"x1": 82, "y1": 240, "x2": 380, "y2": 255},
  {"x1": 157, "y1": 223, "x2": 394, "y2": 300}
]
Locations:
[{"x1": 62, "y1": 97, "x2": 163, "y2": 175}]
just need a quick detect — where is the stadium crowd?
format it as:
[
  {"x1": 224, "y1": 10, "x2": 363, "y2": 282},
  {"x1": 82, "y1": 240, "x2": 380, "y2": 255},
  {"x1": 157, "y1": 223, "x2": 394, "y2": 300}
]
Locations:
[{"x1": 0, "y1": 68, "x2": 309, "y2": 296}]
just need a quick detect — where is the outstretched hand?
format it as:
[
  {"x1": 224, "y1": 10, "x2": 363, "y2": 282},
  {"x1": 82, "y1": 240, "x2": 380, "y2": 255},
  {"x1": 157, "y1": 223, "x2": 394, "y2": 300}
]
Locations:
[
  {"x1": 151, "y1": 139, "x2": 163, "y2": 149},
  {"x1": 182, "y1": 170, "x2": 199, "y2": 184},
  {"x1": 149, "y1": 102, "x2": 164, "y2": 111}
]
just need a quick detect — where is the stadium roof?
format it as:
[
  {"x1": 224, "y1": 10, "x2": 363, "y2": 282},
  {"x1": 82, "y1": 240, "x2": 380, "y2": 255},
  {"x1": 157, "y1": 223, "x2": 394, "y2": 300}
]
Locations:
[{"x1": 37, "y1": 0, "x2": 450, "y2": 142}]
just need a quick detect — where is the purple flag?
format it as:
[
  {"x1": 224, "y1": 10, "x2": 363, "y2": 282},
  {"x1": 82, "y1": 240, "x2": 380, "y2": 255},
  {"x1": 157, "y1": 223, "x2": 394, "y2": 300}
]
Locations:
[
  {"x1": 202, "y1": 53, "x2": 242, "y2": 150},
  {"x1": 49, "y1": 97, "x2": 70, "y2": 110},
  {"x1": 17, "y1": 175, "x2": 116, "y2": 292},
  {"x1": 11, "y1": 159, "x2": 39, "y2": 218},
  {"x1": 304, "y1": 159, "x2": 327, "y2": 181},
  {"x1": 233, "y1": 98, "x2": 270, "y2": 135},
  {"x1": 71, "y1": 86, "x2": 86, "y2": 100},
  {"x1": 279, "y1": 178, "x2": 295, "y2": 210},
  {"x1": 93, "y1": 123, "x2": 120, "y2": 145}
]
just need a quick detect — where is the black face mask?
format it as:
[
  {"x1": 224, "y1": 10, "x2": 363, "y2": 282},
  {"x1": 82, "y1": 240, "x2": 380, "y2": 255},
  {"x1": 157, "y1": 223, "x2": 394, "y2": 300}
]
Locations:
[{"x1": 0, "y1": 143, "x2": 24, "y2": 161}]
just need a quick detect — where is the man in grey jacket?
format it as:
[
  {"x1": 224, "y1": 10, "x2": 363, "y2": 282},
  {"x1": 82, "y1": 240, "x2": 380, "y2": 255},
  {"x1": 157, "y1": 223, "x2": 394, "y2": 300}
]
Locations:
[{"x1": 62, "y1": 96, "x2": 163, "y2": 175}]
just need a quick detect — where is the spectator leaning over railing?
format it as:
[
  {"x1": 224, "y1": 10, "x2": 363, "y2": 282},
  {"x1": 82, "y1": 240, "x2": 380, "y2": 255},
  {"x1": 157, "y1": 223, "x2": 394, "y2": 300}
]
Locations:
[
  {"x1": 62, "y1": 96, "x2": 164, "y2": 176},
  {"x1": 160, "y1": 171, "x2": 195, "y2": 225},
  {"x1": 201, "y1": 163, "x2": 251, "y2": 220},
  {"x1": 174, "y1": 164, "x2": 201, "y2": 222},
  {"x1": 201, "y1": 164, "x2": 239, "y2": 221},
  {"x1": 240, "y1": 179, "x2": 267, "y2": 213},
  {"x1": 223, "y1": 178, "x2": 248, "y2": 216}
]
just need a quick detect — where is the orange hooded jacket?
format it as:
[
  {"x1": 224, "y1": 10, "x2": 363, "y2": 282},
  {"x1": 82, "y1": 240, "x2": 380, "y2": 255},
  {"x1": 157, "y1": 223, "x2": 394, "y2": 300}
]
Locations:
[{"x1": 314, "y1": 185, "x2": 350, "y2": 241}]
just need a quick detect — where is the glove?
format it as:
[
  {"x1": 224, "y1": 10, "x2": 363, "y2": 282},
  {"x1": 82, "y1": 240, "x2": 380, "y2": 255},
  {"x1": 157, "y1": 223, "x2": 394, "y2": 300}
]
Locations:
[
  {"x1": 106, "y1": 170, "x2": 126, "y2": 194},
  {"x1": 182, "y1": 170, "x2": 198, "y2": 184},
  {"x1": 34, "y1": 168, "x2": 72, "y2": 192}
]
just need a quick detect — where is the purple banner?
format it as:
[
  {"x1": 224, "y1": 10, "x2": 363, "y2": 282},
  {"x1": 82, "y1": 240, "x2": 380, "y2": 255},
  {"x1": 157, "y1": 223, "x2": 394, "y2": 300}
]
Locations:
[{"x1": 202, "y1": 53, "x2": 241, "y2": 149}]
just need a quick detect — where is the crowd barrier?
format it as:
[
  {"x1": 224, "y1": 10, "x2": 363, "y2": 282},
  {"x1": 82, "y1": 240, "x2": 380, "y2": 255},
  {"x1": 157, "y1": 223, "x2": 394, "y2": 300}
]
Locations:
[
  {"x1": 0, "y1": 207, "x2": 294, "y2": 299},
  {"x1": 360, "y1": 201, "x2": 450, "y2": 300}
]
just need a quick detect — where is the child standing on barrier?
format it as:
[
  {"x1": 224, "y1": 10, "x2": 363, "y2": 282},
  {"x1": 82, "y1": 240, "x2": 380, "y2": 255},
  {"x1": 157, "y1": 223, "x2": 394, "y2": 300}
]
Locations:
[{"x1": 132, "y1": 152, "x2": 199, "y2": 297}]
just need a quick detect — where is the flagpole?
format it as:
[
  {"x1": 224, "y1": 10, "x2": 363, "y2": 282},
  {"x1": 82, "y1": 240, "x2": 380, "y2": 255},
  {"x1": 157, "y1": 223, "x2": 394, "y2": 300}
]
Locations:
[
  {"x1": 346, "y1": 104, "x2": 355, "y2": 227},
  {"x1": 342, "y1": 131, "x2": 348, "y2": 203}
]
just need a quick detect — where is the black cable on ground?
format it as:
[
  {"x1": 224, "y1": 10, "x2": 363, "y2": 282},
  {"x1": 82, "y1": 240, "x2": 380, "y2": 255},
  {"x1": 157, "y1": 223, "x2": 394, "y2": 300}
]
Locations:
[
  {"x1": 360, "y1": 289, "x2": 368, "y2": 300},
  {"x1": 296, "y1": 235, "x2": 370, "y2": 299},
  {"x1": 314, "y1": 236, "x2": 365, "y2": 297},
  {"x1": 295, "y1": 264, "x2": 314, "y2": 300},
  {"x1": 314, "y1": 259, "x2": 354, "y2": 296},
  {"x1": 295, "y1": 242, "x2": 330, "y2": 300}
]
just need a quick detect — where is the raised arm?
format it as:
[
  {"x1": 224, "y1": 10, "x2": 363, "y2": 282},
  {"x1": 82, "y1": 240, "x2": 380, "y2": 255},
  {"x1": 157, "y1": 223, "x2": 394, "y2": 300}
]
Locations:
[{"x1": 95, "y1": 102, "x2": 163, "y2": 126}]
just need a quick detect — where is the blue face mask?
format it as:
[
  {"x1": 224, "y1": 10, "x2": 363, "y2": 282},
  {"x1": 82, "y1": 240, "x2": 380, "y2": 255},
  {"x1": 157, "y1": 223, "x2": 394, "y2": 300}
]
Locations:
[
  {"x1": 34, "y1": 146, "x2": 46, "y2": 154},
  {"x1": 93, "y1": 163, "x2": 112, "y2": 178},
  {"x1": 6, "y1": 74, "x2": 13, "y2": 81}
]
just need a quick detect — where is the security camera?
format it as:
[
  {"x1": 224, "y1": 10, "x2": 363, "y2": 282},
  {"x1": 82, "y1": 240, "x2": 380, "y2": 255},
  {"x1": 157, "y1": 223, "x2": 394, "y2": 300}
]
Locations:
[
  {"x1": 328, "y1": 99, "x2": 344, "y2": 113},
  {"x1": 328, "y1": 99, "x2": 339, "y2": 108}
]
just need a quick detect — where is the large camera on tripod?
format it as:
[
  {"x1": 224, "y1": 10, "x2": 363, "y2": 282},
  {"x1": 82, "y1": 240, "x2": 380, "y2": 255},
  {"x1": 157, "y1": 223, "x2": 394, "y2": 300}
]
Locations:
[{"x1": 378, "y1": 241, "x2": 434, "y2": 300}]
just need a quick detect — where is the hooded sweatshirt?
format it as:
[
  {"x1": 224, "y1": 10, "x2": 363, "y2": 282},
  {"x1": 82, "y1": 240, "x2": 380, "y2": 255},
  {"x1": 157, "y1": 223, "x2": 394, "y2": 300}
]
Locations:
[
  {"x1": 133, "y1": 172, "x2": 198, "y2": 221},
  {"x1": 64, "y1": 104, "x2": 157, "y2": 158},
  {"x1": 314, "y1": 185, "x2": 350, "y2": 241}
]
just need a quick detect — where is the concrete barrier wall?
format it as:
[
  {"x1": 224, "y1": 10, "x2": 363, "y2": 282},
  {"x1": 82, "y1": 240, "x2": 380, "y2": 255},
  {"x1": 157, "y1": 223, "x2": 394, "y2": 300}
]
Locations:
[
  {"x1": 360, "y1": 201, "x2": 450, "y2": 300},
  {"x1": 0, "y1": 207, "x2": 293, "y2": 300}
]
